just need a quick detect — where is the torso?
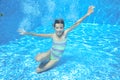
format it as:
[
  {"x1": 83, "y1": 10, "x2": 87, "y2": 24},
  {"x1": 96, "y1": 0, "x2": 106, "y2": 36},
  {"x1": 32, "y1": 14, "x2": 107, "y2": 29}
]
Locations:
[{"x1": 50, "y1": 31, "x2": 67, "y2": 60}]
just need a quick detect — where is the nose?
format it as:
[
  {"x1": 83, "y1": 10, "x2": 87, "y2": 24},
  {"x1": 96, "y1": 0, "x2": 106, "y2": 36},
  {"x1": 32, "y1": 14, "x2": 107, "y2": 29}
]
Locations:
[{"x1": 57, "y1": 28, "x2": 62, "y2": 31}]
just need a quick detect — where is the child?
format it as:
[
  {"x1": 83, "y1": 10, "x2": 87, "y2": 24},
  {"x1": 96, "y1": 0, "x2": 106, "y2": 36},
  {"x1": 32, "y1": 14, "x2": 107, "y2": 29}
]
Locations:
[{"x1": 18, "y1": 6, "x2": 95, "y2": 73}]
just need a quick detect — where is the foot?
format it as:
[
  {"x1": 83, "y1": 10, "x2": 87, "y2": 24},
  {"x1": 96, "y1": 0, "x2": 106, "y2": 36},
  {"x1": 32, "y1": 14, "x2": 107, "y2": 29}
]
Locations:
[{"x1": 36, "y1": 67, "x2": 44, "y2": 73}]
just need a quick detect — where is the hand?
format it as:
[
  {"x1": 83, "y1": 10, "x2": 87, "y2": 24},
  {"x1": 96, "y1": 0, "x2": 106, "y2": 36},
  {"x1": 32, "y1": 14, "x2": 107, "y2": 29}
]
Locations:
[
  {"x1": 18, "y1": 28, "x2": 27, "y2": 35},
  {"x1": 86, "y1": 5, "x2": 95, "y2": 16}
]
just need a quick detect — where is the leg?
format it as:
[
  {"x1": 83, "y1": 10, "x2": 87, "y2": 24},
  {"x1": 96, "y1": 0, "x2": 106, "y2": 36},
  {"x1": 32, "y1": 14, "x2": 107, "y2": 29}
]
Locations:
[
  {"x1": 36, "y1": 60, "x2": 59, "y2": 73},
  {"x1": 35, "y1": 50, "x2": 50, "y2": 62}
]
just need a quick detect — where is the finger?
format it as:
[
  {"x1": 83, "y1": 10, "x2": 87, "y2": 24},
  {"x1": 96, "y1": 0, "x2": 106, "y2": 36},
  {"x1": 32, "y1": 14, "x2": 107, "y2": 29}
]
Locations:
[
  {"x1": 17, "y1": 28, "x2": 23, "y2": 32},
  {"x1": 92, "y1": 6, "x2": 95, "y2": 9},
  {"x1": 20, "y1": 32, "x2": 24, "y2": 35},
  {"x1": 89, "y1": 5, "x2": 95, "y2": 9},
  {"x1": 17, "y1": 29, "x2": 21, "y2": 32},
  {"x1": 89, "y1": 6, "x2": 91, "y2": 9},
  {"x1": 91, "y1": 6, "x2": 95, "y2": 9}
]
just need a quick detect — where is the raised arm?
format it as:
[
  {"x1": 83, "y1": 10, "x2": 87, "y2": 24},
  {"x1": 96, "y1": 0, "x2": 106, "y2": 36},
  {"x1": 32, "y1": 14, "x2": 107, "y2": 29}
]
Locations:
[
  {"x1": 65, "y1": 6, "x2": 95, "y2": 33},
  {"x1": 18, "y1": 28, "x2": 53, "y2": 38}
]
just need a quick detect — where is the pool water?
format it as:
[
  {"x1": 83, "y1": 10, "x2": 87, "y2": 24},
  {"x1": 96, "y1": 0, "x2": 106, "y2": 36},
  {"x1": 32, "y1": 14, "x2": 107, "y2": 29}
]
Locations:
[{"x1": 0, "y1": 23, "x2": 120, "y2": 80}]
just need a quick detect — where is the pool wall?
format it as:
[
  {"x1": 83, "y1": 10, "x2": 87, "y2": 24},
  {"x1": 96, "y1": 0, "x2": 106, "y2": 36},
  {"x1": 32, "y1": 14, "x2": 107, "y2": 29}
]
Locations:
[{"x1": 0, "y1": 0, "x2": 120, "y2": 45}]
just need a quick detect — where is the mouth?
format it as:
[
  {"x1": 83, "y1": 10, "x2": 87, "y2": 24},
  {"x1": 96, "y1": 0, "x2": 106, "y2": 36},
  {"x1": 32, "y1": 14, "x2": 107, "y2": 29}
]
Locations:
[{"x1": 56, "y1": 31, "x2": 64, "y2": 37}]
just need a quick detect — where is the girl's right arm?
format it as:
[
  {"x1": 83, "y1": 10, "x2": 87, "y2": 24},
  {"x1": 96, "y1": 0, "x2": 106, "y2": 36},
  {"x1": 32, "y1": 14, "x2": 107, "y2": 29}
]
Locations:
[{"x1": 18, "y1": 28, "x2": 53, "y2": 38}]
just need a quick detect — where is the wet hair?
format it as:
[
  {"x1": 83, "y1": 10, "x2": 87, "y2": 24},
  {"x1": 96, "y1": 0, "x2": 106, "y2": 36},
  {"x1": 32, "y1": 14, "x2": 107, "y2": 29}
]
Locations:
[{"x1": 53, "y1": 19, "x2": 64, "y2": 27}]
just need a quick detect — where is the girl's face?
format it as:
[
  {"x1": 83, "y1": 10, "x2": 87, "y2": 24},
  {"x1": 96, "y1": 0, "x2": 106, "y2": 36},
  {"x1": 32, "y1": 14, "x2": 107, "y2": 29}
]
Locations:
[{"x1": 54, "y1": 23, "x2": 64, "y2": 37}]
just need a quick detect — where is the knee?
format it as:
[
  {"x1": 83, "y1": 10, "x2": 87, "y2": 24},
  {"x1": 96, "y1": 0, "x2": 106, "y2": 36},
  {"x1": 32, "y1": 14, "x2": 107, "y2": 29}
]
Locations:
[
  {"x1": 35, "y1": 53, "x2": 46, "y2": 62},
  {"x1": 35, "y1": 54, "x2": 41, "y2": 62},
  {"x1": 35, "y1": 57, "x2": 39, "y2": 62}
]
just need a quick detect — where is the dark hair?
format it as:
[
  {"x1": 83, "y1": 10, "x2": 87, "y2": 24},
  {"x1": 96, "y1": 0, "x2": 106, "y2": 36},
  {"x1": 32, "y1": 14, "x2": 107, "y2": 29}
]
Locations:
[{"x1": 53, "y1": 19, "x2": 64, "y2": 27}]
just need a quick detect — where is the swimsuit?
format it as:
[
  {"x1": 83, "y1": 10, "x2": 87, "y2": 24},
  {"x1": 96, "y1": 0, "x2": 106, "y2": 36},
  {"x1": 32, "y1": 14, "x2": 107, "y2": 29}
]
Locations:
[{"x1": 50, "y1": 39, "x2": 67, "y2": 60}]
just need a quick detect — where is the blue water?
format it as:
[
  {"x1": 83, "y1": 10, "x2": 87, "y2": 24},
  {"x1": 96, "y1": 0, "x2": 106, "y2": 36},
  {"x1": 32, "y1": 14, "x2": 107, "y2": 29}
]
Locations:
[
  {"x1": 0, "y1": 23, "x2": 120, "y2": 80},
  {"x1": 0, "y1": 0, "x2": 120, "y2": 80}
]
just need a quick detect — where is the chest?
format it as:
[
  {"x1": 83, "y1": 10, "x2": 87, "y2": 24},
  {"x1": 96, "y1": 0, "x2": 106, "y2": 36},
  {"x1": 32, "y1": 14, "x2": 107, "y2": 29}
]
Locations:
[{"x1": 52, "y1": 33, "x2": 66, "y2": 42}]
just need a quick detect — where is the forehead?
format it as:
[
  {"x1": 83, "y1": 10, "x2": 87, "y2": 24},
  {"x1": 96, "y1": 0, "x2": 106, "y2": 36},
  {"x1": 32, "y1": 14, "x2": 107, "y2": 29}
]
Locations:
[{"x1": 55, "y1": 23, "x2": 64, "y2": 27}]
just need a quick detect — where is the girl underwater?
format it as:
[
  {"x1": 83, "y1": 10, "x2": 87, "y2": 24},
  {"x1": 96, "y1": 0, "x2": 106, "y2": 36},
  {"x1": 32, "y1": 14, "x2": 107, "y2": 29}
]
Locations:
[{"x1": 18, "y1": 6, "x2": 95, "y2": 73}]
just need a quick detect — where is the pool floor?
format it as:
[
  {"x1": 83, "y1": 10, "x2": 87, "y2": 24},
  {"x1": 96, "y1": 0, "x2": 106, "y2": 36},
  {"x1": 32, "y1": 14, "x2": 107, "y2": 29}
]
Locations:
[{"x1": 0, "y1": 23, "x2": 120, "y2": 80}]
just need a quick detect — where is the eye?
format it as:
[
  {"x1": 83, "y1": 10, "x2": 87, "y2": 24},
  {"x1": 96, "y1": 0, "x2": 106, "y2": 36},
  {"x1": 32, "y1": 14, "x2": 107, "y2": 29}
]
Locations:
[
  {"x1": 60, "y1": 27, "x2": 63, "y2": 29},
  {"x1": 56, "y1": 27, "x2": 58, "y2": 29}
]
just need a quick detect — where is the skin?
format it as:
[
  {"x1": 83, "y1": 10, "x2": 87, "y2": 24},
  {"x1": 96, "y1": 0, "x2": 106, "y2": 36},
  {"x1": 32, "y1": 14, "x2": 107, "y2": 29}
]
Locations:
[{"x1": 18, "y1": 6, "x2": 95, "y2": 73}]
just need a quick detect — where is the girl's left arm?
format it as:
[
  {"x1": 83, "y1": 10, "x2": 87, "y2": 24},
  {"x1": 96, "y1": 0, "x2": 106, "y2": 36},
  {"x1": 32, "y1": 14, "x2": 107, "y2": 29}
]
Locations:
[{"x1": 65, "y1": 6, "x2": 95, "y2": 34}]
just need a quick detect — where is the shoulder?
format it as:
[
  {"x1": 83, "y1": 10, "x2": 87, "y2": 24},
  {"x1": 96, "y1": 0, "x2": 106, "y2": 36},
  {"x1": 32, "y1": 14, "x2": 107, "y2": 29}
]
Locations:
[
  {"x1": 64, "y1": 30, "x2": 69, "y2": 36},
  {"x1": 64, "y1": 29, "x2": 70, "y2": 35}
]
